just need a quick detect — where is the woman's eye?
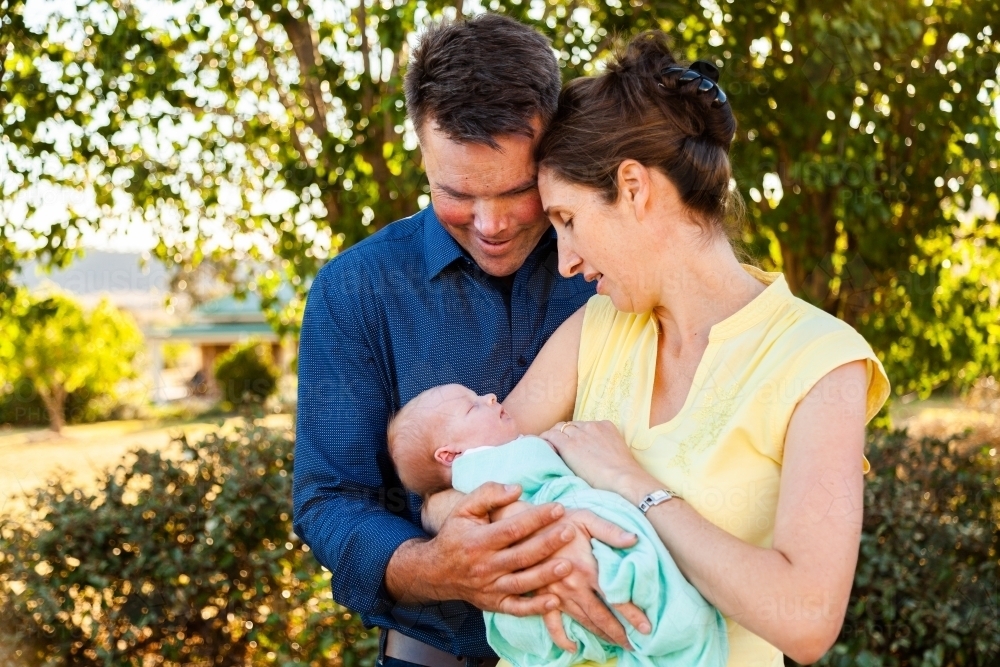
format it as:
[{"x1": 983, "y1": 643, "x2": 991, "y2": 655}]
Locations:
[{"x1": 564, "y1": 217, "x2": 574, "y2": 229}]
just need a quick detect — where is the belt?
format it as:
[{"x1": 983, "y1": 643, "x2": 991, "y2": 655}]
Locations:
[{"x1": 382, "y1": 629, "x2": 499, "y2": 667}]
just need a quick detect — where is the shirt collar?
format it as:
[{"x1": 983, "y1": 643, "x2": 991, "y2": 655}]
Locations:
[
  {"x1": 423, "y1": 206, "x2": 469, "y2": 280},
  {"x1": 423, "y1": 205, "x2": 558, "y2": 281}
]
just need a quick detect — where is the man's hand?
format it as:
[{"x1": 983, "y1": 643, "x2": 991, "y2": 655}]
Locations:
[
  {"x1": 534, "y1": 508, "x2": 651, "y2": 652},
  {"x1": 387, "y1": 482, "x2": 579, "y2": 616},
  {"x1": 389, "y1": 483, "x2": 649, "y2": 649}
]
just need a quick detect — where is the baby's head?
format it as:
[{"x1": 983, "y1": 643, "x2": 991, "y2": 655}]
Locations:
[{"x1": 387, "y1": 383, "x2": 520, "y2": 496}]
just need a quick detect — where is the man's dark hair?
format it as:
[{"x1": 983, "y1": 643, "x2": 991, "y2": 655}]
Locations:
[{"x1": 404, "y1": 13, "x2": 560, "y2": 148}]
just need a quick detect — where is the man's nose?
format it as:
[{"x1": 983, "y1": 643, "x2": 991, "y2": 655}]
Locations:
[{"x1": 473, "y1": 200, "x2": 508, "y2": 238}]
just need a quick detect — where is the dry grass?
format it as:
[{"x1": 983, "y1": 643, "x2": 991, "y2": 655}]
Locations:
[
  {"x1": 0, "y1": 414, "x2": 293, "y2": 518},
  {"x1": 890, "y1": 390, "x2": 1000, "y2": 455}
]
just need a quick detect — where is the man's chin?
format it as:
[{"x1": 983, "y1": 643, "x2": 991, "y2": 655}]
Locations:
[{"x1": 469, "y1": 249, "x2": 531, "y2": 277}]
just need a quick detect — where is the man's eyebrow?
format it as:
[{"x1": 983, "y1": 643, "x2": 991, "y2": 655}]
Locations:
[{"x1": 437, "y1": 179, "x2": 538, "y2": 199}]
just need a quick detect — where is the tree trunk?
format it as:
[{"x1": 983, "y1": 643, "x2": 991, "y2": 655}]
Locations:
[{"x1": 36, "y1": 384, "x2": 66, "y2": 434}]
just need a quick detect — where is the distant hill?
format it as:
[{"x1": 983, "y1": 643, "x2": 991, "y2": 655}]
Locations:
[
  {"x1": 17, "y1": 251, "x2": 169, "y2": 294},
  {"x1": 15, "y1": 251, "x2": 175, "y2": 325}
]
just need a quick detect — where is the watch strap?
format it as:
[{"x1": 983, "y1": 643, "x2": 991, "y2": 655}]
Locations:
[{"x1": 638, "y1": 488, "x2": 677, "y2": 514}]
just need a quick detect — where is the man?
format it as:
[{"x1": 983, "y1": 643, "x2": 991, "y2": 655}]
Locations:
[{"x1": 294, "y1": 14, "x2": 639, "y2": 667}]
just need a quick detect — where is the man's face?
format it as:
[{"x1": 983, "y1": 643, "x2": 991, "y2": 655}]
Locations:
[{"x1": 421, "y1": 118, "x2": 551, "y2": 277}]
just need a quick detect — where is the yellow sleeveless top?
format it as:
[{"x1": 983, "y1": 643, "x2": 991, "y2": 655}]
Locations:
[{"x1": 571, "y1": 266, "x2": 890, "y2": 667}]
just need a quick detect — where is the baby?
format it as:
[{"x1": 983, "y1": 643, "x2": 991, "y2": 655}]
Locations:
[{"x1": 387, "y1": 383, "x2": 728, "y2": 667}]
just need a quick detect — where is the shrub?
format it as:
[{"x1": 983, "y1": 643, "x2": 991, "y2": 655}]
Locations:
[
  {"x1": 214, "y1": 340, "x2": 279, "y2": 408},
  {"x1": 0, "y1": 422, "x2": 377, "y2": 667},
  {"x1": 801, "y1": 430, "x2": 1000, "y2": 667},
  {"x1": 3, "y1": 425, "x2": 995, "y2": 667}
]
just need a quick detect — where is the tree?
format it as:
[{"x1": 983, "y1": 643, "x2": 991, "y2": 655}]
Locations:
[
  {"x1": 2, "y1": 0, "x2": 998, "y2": 397},
  {"x1": 0, "y1": 289, "x2": 144, "y2": 432}
]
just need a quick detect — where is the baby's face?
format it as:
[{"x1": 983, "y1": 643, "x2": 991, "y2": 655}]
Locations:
[{"x1": 433, "y1": 383, "x2": 520, "y2": 454}]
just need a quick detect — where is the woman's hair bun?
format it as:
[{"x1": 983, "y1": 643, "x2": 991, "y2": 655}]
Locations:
[{"x1": 608, "y1": 31, "x2": 735, "y2": 149}]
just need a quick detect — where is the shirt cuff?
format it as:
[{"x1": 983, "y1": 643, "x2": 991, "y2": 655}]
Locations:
[{"x1": 335, "y1": 512, "x2": 429, "y2": 616}]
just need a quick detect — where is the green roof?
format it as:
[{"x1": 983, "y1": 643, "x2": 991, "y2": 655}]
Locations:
[
  {"x1": 166, "y1": 322, "x2": 276, "y2": 337},
  {"x1": 195, "y1": 294, "x2": 265, "y2": 318}
]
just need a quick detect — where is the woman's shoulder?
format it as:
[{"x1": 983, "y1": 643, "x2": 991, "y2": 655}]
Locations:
[
  {"x1": 771, "y1": 289, "x2": 872, "y2": 350},
  {"x1": 758, "y1": 279, "x2": 891, "y2": 424}
]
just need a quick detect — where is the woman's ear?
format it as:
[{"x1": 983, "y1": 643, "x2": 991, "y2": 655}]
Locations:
[
  {"x1": 616, "y1": 159, "x2": 652, "y2": 221},
  {"x1": 434, "y1": 446, "x2": 462, "y2": 467}
]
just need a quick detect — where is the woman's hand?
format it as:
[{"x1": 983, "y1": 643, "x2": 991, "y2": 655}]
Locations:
[{"x1": 541, "y1": 420, "x2": 653, "y2": 494}]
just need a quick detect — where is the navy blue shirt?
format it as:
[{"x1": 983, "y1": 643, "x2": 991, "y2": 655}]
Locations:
[{"x1": 293, "y1": 206, "x2": 594, "y2": 657}]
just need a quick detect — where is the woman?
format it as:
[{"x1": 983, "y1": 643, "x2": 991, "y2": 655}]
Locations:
[{"x1": 497, "y1": 32, "x2": 890, "y2": 667}]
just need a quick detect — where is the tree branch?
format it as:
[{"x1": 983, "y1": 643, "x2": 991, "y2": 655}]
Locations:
[
  {"x1": 355, "y1": 1, "x2": 375, "y2": 115},
  {"x1": 242, "y1": 9, "x2": 309, "y2": 161},
  {"x1": 282, "y1": 12, "x2": 328, "y2": 139}
]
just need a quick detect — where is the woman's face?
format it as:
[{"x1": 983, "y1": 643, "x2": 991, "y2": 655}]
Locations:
[{"x1": 538, "y1": 166, "x2": 657, "y2": 313}]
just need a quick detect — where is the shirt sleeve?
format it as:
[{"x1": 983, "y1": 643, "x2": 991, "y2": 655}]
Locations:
[
  {"x1": 764, "y1": 327, "x2": 891, "y2": 471},
  {"x1": 292, "y1": 262, "x2": 427, "y2": 619}
]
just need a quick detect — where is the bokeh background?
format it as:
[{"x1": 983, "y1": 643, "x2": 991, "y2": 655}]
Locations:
[{"x1": 1, "y1": 0, "x2": 998, "y2": 665}]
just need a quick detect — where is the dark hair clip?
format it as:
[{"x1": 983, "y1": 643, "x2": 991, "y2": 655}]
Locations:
[
  {"x1": 658, "y1": 61, "x2": 727, "y2": 108},
  {"x1": 690, "y1": 60, "x2": 720, "y2": 83}
]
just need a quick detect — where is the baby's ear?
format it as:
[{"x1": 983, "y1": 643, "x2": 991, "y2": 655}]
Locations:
[{"x1": 434, "y1": 446, "x2": 461, "y2": 467}]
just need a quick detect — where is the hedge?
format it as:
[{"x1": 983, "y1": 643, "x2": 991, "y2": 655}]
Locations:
[
  {"x1": 0, "y1": 422, "x2": 376, "y2": 667},
  {"x1": 1, "y1": 425, "x2": 996, "y2": 666},
  {"x1": 808, "y1": 431, "x2": 1000, "y2": 667}
]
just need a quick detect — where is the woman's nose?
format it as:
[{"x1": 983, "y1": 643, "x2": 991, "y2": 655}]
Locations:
[{"x1": 557, "y1": 244, "x2": 583, "y2": 279}]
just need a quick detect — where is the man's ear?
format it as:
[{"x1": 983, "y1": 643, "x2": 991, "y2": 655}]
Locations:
[
  {"x1": 616, "y1": 159, "x2": 651, "y2": 220},
  {"x1": 434, "y1": 446, "x2": 462, "y2": 467}
]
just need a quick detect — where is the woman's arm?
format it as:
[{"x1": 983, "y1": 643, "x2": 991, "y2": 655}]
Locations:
[
  {"x1": 545, "y1": 361, "x2": 869, "y2": 664},
  {"x1": 503, "y1": 305, "x2": 585, "y2": 434}
]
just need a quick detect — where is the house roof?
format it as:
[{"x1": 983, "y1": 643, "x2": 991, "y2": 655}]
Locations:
[{"x1": 149, "y1": 294, "x2": 278, "y2": 342}]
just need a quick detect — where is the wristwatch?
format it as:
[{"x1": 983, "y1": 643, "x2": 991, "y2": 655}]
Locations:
[{"x1": 638, "y1": 488, "x2": 679, "y2": 514}]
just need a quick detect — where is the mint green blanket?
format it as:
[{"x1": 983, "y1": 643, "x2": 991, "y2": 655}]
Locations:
[{"x1": 452, "y1": 436, "x2": 728, "y2": 667}]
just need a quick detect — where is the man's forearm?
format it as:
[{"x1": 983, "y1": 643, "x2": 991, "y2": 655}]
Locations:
[{"x1": 384, "y1": 537, "x2": 441, "y2": 605}]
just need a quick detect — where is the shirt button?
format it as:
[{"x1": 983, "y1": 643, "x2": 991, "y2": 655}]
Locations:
[{"x1": 517, "y1": 355, "x2": 527, "y2": 367}]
